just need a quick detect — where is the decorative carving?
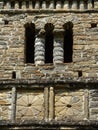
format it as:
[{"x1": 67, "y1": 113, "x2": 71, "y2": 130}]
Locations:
[
  {"x1": 55, "y1": 90, "x2": 86, "y2": 120},
  {"x1": 53, "y1": 37, "x2": 64, "y2": 64},
  {"x1": 34, "y1": 37, "x2": 45, "y2": 65},
  {"x1": 16, "y1": 91, "x2": 44, "y2": 120}
]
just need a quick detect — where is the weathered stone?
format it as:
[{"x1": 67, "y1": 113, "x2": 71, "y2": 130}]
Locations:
[{"x1": 0, "y1": 0, "x2": 98, "y2": 129}]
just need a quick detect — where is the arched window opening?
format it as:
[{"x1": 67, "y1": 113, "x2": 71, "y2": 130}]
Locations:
[
  {"x1": 45, "y1": 23, "x2": 54, "y2": 63},
  {"x1": 25, "y1": 23, "x2": 35, "y2": 63},
  {"x1": 63, "y1": 22, "x2": 73, "y2": 63}
]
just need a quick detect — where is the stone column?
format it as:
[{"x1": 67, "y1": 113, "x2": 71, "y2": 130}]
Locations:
[
  {"x1": 49, "y1": 87, "x2": 54, "y2": 121},
  {"x1": 15, "y1": 1, "x2": 19, "y2": 9},
  {"x1": 72, "y1": 0, "x2": 77, "y2": 9},
  {"x1": 49, "y1": 1, "x2": 54, "y2": 9},
  {"x1": 88, "y1": 0, "x2": 92, "y2": 9},
  {"x1": 35, "y1": 0, "x2": 40, "y2": 9},
  {"x1": 80, "y1": 0, "x2": 85, "y2": 10},
  {"x1": 22, "y1": 1, "x2": 26, "y2": 9},
  {"x1": 34, "y1": 37, "x2": 45, "y2": 65},
  {"x1": 5, "y1": 1, "x2": 11, "y2": 9},
  {"x1": 42, "y1": 1, "x2": 47, "y2": 9},
  {"x1": 56, "y1": 1, "x2": 62, "y2": 9},
  {"x1": 63, "y1": 0, "x2": 69, "y2": 9},
  {"x1": 29, "y1": 1, "x2": 33, "y2": 9},
  {"x1": 53, "y1": 33, "x2": 64, "y2": 64}
]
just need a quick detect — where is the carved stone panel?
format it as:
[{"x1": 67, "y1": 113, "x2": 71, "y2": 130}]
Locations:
[
  {"x1": 55, "y1": 89, "x2": 87, "y2": 120},
  {"x1": 16, "y1": 90, "x2": 44, "y2": 120},
  {"x1": 0, "y1": 91, "x2": 12, "y2": 120}
]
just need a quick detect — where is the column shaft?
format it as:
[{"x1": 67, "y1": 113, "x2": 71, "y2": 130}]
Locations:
[
  {"x1": 35, "y1": 0, "x2": 40, "y2": 9},
  {"x1": 29, "y1": 1, "x2": 33, "y2": 9},
  {"x1": 56, "y1": 1, "x2": 62, "y2": 9},
  {"x1": 72, "y1": 0, "x2": 77, "y2": 9},
  {"x1": 63, "y1": 0, "x2": 69, "y2": 9},
  {"x1": 88, "y1": 0, "x2": 92, "y2": 9},
  {"x1": 15, "y1": 1, "x2": 19, "y2": 9},
  {"x1": 6, "y1": 2, "x2": 11, "y2": 9},
  {"x1": 22, "y1": 1, "x2": 26, "y2": 9},
  {"x1": 42, "y1": 1, "x2": 47, "y2": 9},
  {"x1": 80, "y1": 0, "x2": 85, "y2": 10},
  {"x1": 35, "y1": 37, "x2": 45, "y2": 65},
  {"x1": 54, "y1": 36, "x2": 64, "y2": 64},
  {"x1": 49, "y1": 1, "x2": 54, "y2": 9}
]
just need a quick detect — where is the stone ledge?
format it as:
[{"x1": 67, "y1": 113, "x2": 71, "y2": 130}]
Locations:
[
  {"x1": 0, "y1": 120, "x2": 98, "y2": 127},
  {"x1": 0, "y1": 78, "x2": 97, "y2": 89},
  {"x1": 0, "y1": 78, "x2": 98, "y2": 84},
  {"x1": 0, "y1": 9, "x2": 98, "y2": 14}
]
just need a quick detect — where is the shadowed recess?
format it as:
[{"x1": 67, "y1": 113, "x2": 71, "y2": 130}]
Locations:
[
  {"x1": 25, "y1": 23, "x2": 35, "y2": 63},
  {"x1": 63, "y1": 22, "x2": 73, "y2": 63},
  {"x1": 45, "y1": 23, "x2": 54, "y2": 63}
]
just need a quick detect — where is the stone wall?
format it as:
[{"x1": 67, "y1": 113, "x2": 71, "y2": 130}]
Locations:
[
  {"x1": 0, "y1": 81, "x2": 97, "y2": 130},
  {"x1": 0, "y1": 0, "x2": 98, "y2": 129},
  {"x1": 0, "y1": 12, "x2": 98, "y2": 79}
]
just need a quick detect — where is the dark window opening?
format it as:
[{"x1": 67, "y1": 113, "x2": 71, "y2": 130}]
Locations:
[
  {"x1": 92, "y1": 0, "x2": 94, "y2": 8},
  {"x1": 91, "y1": 23, "x2": 97, "y2": 28},
  {"x1": 63, "y1": 22, "x2": 73, "y2": 63},
  {"x1": 84, "y1": 1, "x2": 87, "y2": 9},
  {"x1": 19, "y1": 2, "x2": 22, "y2": 9},
  {"x1": 25, "y1": 23, "x2": 35, "y2": 63},
  {"x1": 54, "y1": 1, "x2": 56, "y2": 9},
  {"x1": 11, "y1": 1, "x2": 15, "y2": 9},
  {"x1": 45, "y1": 23, "x2": 54, "y2": 63},
  {"x1": 4, "y1": 20, "x2": 9, "y2": 25},
  {"x1": 26, "y1": 1, "x2": 29, "y2": 8},
  {"x1": 3, "y1": 1, "x2": 6, "y2": 7},
  {"x1": 69, "y1": 1, "x2": 72, "y2": 9},
  {"x1": 32, "y1": 1, "x2": 35, "y2": 8},
  {"x1": 12, "y1": 71, "x2": 16, "y2": 79},
  {"x1": 78, "y1": 70, "x2": 82, "y2": 77}
]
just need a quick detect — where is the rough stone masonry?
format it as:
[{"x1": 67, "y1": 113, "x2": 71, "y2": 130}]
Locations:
[{"x1": 0, "y1": 0, "x2": 98, "y2": 129}]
